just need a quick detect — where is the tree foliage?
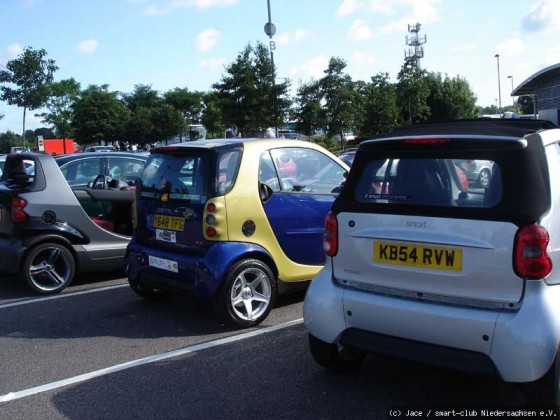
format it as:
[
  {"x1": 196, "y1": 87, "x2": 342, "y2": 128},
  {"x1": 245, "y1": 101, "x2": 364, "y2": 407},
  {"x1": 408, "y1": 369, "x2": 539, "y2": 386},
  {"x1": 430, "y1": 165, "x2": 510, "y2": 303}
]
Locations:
[
  {"x1": 72, "y1": 85, "x2": 130, "y2": 145},
  {"x1": 293, "y1": 80, "x2": 323, "y2": 137},
  {"x1": 212, "y1": 41, "x2": 291, "y2": 136},
  {"x1": 361, "y1": 73, "x2": 401, "y2": 135},
  {"x1": 397, "y1": 56, "x2": 431, "y2": 124},
  {"x1": 36, "y1": 78, "x2": 80, "y2": 141},
  {"x1": 0, "y1": 47, "x2": 58, "y2": 140}
]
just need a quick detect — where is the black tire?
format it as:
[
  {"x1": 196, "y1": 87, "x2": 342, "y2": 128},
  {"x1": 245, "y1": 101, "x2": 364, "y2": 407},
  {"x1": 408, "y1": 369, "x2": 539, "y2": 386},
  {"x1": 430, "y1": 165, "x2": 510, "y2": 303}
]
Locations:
[
  {"x1": 21, "y1": 242, "x2": 76, "y2": 295},
  {"x1": 212, "y1": 259, "x2": 277, "y2": 328},
  {"x1": 523, "y1": 348, "x2": 560, "y2": 407},
  {"x1": 308, "y1": 333, "x2": 366, "y2": 371},
  {"x1": 478, "y1": 169, "x2": 491, "y2": 189},
  {"x1": 128, "y1": 276, "x2": 170, "y2": 301}
]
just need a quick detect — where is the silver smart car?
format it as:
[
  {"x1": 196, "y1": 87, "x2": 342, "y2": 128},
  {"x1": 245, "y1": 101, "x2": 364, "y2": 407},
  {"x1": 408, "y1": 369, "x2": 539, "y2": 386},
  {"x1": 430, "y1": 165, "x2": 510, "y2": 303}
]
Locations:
[{"x1": 304, "y1": 119, "x2": 560, "y2": 406}]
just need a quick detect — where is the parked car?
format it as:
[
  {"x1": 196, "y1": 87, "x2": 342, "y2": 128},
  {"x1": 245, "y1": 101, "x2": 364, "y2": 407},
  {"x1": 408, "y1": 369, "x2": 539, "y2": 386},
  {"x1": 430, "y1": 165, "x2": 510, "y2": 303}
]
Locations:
[
  {"x1": 455, "y1": 159, "x2": 494, "y2": 188},
  {"x1": 76, "y1": 145, "x2": 117, "y2": 153},
  {"x1": 303, "y1": 118, "x2": 560, "y2": 405},
  {"x1": 53, "y1": 151, "x2": 148, "y2": 187},
  {"x1": 337, "y1": 148, "x2": 357, "y2": 166},
  {"x1": 125, "y1": 138, "x2": 349, "y2": 328},
  {"x1": 0, "y1": 151, "x2": 148, "y2": 294}
]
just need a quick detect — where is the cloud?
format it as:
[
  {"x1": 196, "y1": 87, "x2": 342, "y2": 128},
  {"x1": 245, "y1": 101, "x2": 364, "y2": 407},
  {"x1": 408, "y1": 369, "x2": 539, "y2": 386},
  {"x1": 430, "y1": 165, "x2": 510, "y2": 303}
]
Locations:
[
  {"x1": 347, "y1": 19, "x2": 375, "y2": 41},
  {"x1": 336, "y1": 0, "x2": 365, "y2": 16},
  {"x1": 450, "y1": 42, "x2": 477, "y2": 54},
  {"x1": 196, "y1": 29, "x2": 221, "y2": 52},
  {"x1": 143, "y1": 0, "x2": 239, "y2": 16},
  {"x1": 289, "y1": 55, "x2": 330, "y2": 80},
  {"x1": 494, "y1": 38, "x2": 526, "y2": 58},
  {"x1": 76, "y1": 39, "x2": 98, "y2": 55},
  {"x1": 522, "y1": 0, "x2": 560, "y2": 33},
  {"x1": 352, "y1": 51, "x2": 376, "y2": 64},
  {"x1": 7, "y1": 43, "x2": 23, "y2": 59},
  {"x1": 199, "y1": 58, "x2": 226, "y2": 70},
  {"x1": 275, "y1": 29, "x2": 314, "y2": 46}
]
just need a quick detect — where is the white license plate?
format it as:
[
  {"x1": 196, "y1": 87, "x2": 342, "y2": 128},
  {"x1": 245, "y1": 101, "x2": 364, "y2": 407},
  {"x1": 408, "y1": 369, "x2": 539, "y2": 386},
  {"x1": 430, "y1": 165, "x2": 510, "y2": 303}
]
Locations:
[
  {"x1": 156, "y1": 229, "x2": 177, "y2": 243},
  {"x1": 148, "y1": 255, "x2": 178, "y2": 273}
]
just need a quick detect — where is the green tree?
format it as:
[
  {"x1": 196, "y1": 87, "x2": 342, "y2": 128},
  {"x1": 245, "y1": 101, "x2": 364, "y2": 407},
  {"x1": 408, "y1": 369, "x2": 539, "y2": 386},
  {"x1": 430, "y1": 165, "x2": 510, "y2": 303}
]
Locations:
[
  {"x1": 36, "y1": 78, "x2": 81, "y2": 152},
  {"x1": 319, "y1": 57, "x2": 360, "y2": 138},
  {"x1": 361, "y1": 73, "x2": 401, "y2": 135},
  {"x1": 122, "y1": 84, "x2": 161, "y2": 110},
  {"x1": 72, "y1": 85, "x2": 130, "y2": 145},
  {"x1": 293, "y1": 80, "x2": 324, "y2": 138},
  {"x1": 0, "y1": 47, "x2": 58, "y2": 147},
  {"x1": 164, "y1": 88, "x2": 204, "y2": 141},
  {"x1": 396, "y1": 56, "x2": 430, "y2": 124},
  {"x1": 425, "y1": 73, "x2": 478, "y2": 121},
  {"x1": 0, "y1": 131, "x2": 22, "y2": 153},
  {"x1": 517, "y1": 95, "x2": 536, "y2": 115},
  {"x1": 201, "y1": 91, "x2": 227, "y2": 139},
  {"x1": 212, "y1": 41, "x2": 291, "y2": 136}
]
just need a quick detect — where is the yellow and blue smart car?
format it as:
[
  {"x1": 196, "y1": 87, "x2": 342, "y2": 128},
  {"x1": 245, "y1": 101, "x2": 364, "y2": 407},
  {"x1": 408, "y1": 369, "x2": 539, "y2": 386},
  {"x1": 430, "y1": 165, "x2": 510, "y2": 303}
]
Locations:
[{"x1": 125, "y1": 138, "x2": 349, "y2": 327}]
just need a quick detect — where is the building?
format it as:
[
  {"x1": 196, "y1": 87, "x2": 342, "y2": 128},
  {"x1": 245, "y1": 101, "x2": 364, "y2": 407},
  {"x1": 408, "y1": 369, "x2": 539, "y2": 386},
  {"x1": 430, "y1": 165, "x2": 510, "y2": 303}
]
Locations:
[{"x1": 512, "y1": 63, "x2": 560, "y2": 125}]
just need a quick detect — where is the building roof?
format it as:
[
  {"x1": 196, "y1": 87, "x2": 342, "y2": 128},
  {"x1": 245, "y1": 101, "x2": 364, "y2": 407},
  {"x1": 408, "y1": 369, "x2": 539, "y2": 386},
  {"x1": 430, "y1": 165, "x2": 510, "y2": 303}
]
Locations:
[{"x1": 512, "y1": 63, "x2": 560, "y2": 96}]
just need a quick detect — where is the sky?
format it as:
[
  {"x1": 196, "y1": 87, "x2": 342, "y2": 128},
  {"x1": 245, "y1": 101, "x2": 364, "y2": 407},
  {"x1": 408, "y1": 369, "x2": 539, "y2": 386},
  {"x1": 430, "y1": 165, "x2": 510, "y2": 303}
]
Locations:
[{"x1": 1, "y1": 0, "x2": 559, "y2": 135}]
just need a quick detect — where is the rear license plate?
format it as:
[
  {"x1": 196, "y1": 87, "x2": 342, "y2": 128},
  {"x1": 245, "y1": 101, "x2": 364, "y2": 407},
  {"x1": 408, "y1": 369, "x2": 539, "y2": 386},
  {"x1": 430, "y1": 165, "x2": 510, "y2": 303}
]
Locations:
[
  {"x1": 374, "y1": 241, "x2": 462, "y2": 271},
  {"x1": 152, "y1": 214, "x2": 185, "y2": 231},
  {"x1": 148, "y1": 255, "x2": 178, "y2": 273}
]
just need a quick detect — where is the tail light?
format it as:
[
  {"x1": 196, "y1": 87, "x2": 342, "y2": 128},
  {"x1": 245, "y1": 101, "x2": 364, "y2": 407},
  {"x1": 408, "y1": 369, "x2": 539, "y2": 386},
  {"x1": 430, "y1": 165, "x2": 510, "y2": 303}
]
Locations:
[
  {"x1": 323, "y1": 212, "x2": 338, "y2": 257},
  {"x1": 11, "y1": 197, "x2": 29, "y2": 223},
  {"x1": 513, "y1": 225, "x2": 552, "y2": 279},
  {"x1": 203, "y1": 199, "x2": 225, "y2": 240}
]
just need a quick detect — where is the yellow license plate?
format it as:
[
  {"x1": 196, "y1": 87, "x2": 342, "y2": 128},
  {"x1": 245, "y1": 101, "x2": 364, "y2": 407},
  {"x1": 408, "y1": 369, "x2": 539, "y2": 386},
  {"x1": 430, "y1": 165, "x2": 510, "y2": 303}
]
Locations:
[
  {"x1": 152, "y1": 214, "x2": 185, "y2": 231},
  {"x1": 374, "y1": 241, "x2": 462, "y2": 271}
]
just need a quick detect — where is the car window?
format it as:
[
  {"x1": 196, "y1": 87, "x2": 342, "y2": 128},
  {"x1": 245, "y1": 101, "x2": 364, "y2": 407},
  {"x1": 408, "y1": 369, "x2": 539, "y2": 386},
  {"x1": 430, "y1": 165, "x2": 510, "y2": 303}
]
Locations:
[
  {"x1": 139, "y1": 154, "x2": 207, "y2": 202},
  {"x1": 216, "y1": 150, "x2": 241, "y2": 195},
  {"x1": 108, "y1": 157, "x2": 146, "y2": 185},
  {"x1": 355, "y1": 158, "x2": 501, "y2": 208},
  {"x1": 259, "y1": 152, "x2": 280, "y2": 192},
  {"x1": 269, "y1": 147, "x2": 346, "y2": 194},
  {"x1": 59, "y1": 158, "x2": 103, "y2": 186}
]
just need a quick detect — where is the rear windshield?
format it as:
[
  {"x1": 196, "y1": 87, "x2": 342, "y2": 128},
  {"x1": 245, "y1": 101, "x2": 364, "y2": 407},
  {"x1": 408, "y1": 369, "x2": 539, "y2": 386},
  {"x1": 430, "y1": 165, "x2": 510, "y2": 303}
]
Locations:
[
  {"x1": 139, "y1": 153, "x2": 209, "y2": 202},
  {"x1": 355, "y1": 158, "x2": 501, "y2": 208}
]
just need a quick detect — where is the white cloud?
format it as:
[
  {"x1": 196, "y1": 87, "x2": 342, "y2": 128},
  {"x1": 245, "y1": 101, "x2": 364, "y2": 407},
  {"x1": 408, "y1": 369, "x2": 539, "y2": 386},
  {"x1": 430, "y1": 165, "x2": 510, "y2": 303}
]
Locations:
[
  {"x1": 7, "y1": 43, "x2": 23, "y2": 59},
  {"x1": 336, "y1": 0, "x2": 364, "y2": 16},
  {"x1": 199, "y1": 58, "x2": 226, "y2": 71},
  {"x1": 76, "y1": 39, "x2": 98, "y2": 55},
  {"x1": 289, "y1": 55, "x2": 329, "y2": 80},
  {"x1": 450, "y1": 42, "x2": 477, "y2": 54},
  {"x1": 543, "y1": 45, "x2": 560, "y2": 67},
  {"x1": 143, "y1": 0, "x2": 239, "y2": 16},
  {"x1": 196, "y1": 29, "x2": 221, "y2": 52},
  {"x1": 347, "y1": 19, "x2": 375, "y2": 41},
  {"x1": 494, "y1": 38, "x2": 526, "y2": 58},
  {"x1": 275, "y1": 29, "x2": 313, "y2": 46},
  {"x1": 352, "y1": 51, "x2": 376, "y2": 64},
  {"x1": 522, "y1": 0, "x2": 560, "y2": 33}
]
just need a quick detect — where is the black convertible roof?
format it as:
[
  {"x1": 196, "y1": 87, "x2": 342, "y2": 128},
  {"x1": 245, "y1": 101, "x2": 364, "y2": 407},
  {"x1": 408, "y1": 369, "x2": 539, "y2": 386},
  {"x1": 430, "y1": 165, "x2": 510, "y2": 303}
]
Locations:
[{"x1": 368, "y1": 118, "x2": 557, "y2": 140}]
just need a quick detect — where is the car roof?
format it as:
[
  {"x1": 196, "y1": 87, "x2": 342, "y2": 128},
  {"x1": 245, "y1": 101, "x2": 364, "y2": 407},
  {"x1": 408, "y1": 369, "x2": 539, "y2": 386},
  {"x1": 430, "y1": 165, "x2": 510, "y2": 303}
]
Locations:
[
  {"x1": 53, "y1": 151, "x2": 148, "y2": 164},
  {"x1": 364, "y1": 118, "x2": 557, "y2": 143},
  {"x1": 151, "y1": 138, "x2": 327, "y2": 152}
]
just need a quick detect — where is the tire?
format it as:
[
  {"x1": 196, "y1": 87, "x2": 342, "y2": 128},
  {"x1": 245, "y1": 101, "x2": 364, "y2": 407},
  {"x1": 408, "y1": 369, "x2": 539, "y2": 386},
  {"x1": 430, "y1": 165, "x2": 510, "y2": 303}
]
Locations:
[
  {"x1": 308, "y1": 333, "x2": 366, "y2": 371},
  {"x1": 523, "y1": 348, "x2": 560, "y2": 407},
  {"x1": 212, "y1": 259, "x2": 277, "y2": 328},
  {"x1": 478, "y1": 169, "x2": 491, "y2": 189},
  {"x1": 128, "y1": 276, "x2": 170, "y2": 301},
  {"x1": 21, "y1": 242, "x2": 76, "y2": 295}
]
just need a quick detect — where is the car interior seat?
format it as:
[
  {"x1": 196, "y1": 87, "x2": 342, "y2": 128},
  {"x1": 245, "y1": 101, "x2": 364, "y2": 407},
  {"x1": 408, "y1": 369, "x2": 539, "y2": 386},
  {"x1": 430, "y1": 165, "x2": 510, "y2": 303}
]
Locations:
[{"x1": 392, "y1": 159, "x2": 449, "y2": 205}]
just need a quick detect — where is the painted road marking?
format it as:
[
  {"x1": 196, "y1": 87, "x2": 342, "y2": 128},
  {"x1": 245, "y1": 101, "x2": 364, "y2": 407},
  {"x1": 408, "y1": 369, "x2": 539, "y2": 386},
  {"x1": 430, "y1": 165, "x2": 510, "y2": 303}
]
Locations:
[{"x1": 0, "y1": 318, "x2": 304, "y2": 402}]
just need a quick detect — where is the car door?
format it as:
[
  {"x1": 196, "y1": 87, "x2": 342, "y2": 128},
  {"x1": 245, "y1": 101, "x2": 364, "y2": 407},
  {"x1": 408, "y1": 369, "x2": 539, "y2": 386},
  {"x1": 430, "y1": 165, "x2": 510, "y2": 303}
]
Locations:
[{"x1": 259, "y1": 147, "x2": 346, "y2": 266}]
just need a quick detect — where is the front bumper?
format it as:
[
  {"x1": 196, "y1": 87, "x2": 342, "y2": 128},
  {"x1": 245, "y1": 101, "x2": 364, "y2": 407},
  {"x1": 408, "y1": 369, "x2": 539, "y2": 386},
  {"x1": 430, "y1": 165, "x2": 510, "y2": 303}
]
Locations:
[{"x1": 304, "y1": 267, "x2": 560, "y2": 383}]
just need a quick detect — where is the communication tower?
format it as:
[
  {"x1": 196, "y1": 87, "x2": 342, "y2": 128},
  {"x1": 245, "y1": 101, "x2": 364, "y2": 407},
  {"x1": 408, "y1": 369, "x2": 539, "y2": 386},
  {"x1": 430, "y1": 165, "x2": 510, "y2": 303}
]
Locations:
[{"x1": 405, "y1": 23, "x2": 427, "y2": 66}]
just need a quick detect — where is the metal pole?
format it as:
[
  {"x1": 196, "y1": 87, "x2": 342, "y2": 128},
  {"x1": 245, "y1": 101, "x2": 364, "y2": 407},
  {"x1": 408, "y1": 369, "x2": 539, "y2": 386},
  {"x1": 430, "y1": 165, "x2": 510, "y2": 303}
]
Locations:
[
  {"x1": 266, "y1": 0, "x2": 277, "y2": 137},
  {"x1": 495, "y1": 54, "x2": 501, "y2": 113},
  {"x1": 507, "y1": 75, "x2": 514, "y2": 106}
]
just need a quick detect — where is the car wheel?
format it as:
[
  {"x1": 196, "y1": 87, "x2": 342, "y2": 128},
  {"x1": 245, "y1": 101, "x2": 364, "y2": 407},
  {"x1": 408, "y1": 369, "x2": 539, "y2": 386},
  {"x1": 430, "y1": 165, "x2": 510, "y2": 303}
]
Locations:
[
  {"x1": 308, "y1": 333, "x2": 366, "y2": 371},
  {"x1": 477, "y1": 169, "x2": 491, "y2": 188},
  {"x1": 128, "y1": 276, "x2": 170, "y2": 301},
  {"x1": 212, "y1": 259, "x2": 277, "y2": 328},
  {"x1": 523, "y1": 348, "x2": 560, "y2": 407},
  {"x1": 21, "y1": 242, "x2": 76, "y2": 294}
]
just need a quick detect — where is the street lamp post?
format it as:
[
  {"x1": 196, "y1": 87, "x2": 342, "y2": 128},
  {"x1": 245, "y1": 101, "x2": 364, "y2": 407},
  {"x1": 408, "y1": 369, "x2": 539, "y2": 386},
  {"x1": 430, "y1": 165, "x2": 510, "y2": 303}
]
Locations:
[
  {"x1": 264, "y1": 0, "x2": 278, "y2": 137},
  {"x1": 507, "y1": 75, "x2": 514, "y2": 107},
  {"x1": 495, "y1": 54, "x2": 502, "y2": 113}
]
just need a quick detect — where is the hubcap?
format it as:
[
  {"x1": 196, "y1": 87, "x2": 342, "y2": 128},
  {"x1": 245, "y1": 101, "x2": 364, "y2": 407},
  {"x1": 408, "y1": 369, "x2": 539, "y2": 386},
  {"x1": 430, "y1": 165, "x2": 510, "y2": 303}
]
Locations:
[{"x1": 230, "y1": 267, "x2": 272, "y2": 321}]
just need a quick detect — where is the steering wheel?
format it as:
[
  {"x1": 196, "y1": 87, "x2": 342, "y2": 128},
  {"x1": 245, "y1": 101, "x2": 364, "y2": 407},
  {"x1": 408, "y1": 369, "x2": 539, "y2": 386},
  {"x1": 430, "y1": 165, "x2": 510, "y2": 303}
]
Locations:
[{"x1": 92, "y1": 174, "x2": 108, "y2": 190}]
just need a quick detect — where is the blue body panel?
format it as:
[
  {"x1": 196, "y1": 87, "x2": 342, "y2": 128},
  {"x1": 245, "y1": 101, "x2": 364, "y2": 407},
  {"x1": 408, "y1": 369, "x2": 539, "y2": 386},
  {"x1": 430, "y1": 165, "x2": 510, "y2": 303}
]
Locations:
[{"x1": 126, "y1": 240, "x2": 273, "y2": 299}]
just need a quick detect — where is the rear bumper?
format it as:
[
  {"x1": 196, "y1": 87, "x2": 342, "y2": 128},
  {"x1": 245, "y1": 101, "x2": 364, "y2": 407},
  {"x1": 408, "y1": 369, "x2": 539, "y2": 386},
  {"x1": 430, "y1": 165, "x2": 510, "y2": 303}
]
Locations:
[
  {"x1": 304, "y1": 267, "x2": 560, "y2": 383},
  {"x1": 125, "y1": 240, "x2": 271, "y2": 300},
  {"x1": 0, "y1": 235, "x2": 25, "y2": 274}
]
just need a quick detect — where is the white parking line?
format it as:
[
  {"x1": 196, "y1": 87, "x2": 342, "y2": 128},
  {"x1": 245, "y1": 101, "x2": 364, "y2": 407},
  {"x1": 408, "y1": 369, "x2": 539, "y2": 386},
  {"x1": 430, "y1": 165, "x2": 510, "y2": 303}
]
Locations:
[
  {"x1": 0, "y1": 318, "x2": 304, "y2": 403},
  {"x1": 0, "y1": 284, "x2": 129, "y2": 310}
]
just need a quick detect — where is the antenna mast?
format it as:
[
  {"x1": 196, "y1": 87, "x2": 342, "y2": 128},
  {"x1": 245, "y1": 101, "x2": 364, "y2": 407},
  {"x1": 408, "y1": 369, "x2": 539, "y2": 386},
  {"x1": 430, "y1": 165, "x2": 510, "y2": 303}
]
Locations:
[{"x1": 405, "y1": 23, "x2": 427, "y2": 66}]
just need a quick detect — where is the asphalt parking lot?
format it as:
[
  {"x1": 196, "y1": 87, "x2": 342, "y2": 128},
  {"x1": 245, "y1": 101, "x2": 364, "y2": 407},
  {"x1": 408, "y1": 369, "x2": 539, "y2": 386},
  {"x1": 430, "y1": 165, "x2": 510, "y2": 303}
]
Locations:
[{"x1": 1, "y1": 272, "x2": 526, "y2": 419}]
